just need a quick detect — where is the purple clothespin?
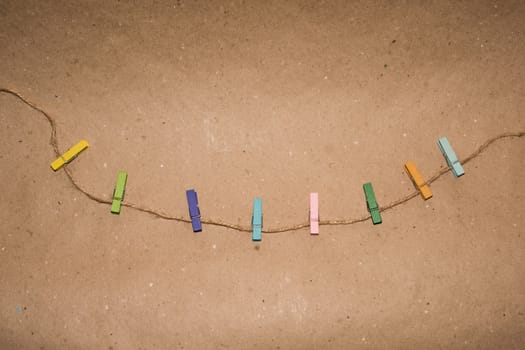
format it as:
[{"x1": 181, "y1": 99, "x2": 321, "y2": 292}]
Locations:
[{"x1": 186, "y1": 189, "x2": 202, "y2": 232}]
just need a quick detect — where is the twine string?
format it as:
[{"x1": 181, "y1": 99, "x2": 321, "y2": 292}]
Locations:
[{"x1": 1, "y1": 87, "x2": 523, "y2": 234}]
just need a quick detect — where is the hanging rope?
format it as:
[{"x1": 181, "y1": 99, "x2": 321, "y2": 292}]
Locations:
[{"x1": 1, "y1": 87, "x2": 523, "y2": 233}]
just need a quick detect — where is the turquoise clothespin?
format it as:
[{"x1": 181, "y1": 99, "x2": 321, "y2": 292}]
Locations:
[
  {"x1": 437, "y1": 136, "x2": 464, "y2": 177},
  {"x1": 252, "y1": 198, "x2": 262, "y2": 241}
]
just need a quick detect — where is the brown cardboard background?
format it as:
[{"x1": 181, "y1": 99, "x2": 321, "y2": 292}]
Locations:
[{"x1": 1, "y1": 1, "x2": 524, "y2": 349}]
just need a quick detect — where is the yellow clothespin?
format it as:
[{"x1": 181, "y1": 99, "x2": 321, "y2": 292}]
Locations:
[
  {"x1": 50, "y1": 140, "x2": 89, "y2": 171},
  {"x1": 404, "y1": 160, "x2": 432, "y2": 200}
]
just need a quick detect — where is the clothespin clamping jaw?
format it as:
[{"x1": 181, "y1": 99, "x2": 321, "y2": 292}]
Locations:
[
  {"x1": 404, "y1": 160, "x2": 432, "y2": 200},
  {"x1": 363, "y1": 182, "x2": 382, "y2": 225},
  {"x1": 111, "y1": 171, "x2": 128, "y2": 214},
  {"x1": 252, "y1": 198, "x2": 263, "y2": 241},
  {"x1": 50, "y1": 140, "x2": 89, "y2": 171},
  {"x1": 437, "y1": 136, "x2": 464, "y2": 177},
  {"x1": 186, "y1": 189, "x2": 202, "y2": 232},
  {"x1": 309, "y1": 192, "x2": 319, "y2": 235}
]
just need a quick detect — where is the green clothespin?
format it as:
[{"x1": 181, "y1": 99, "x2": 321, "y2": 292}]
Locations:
[
  {"x1": 111, "y1": 171, "x2": 128, "y2": 214},
  {"x1": 363, "y1": 182, "x2": 382, "y2": 224}
]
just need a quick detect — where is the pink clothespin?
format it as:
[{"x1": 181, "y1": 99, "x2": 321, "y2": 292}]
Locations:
[{"x1": 310, "y1": 192, "x2": 319, "y2": 235}]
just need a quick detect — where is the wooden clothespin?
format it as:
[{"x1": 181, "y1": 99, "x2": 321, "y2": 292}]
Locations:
[
  {"x1": 111, "y1": 171, "x2": 128, "y2": 214},
  {"x1": 309, "y1": 192, "x2": 319, "y2": 235},
  {"x1": 252, "y1": 198, "x2": 262, "y2": 241},
  {"x1": 50, "y1": 140, "x2": 89, "y2": 171},
  {"x1": 404, "y1": 160, "x2": 432, "y2": 200},
  {"x1": 186, "y1": 189, "x2": 202, "y2": 232},
  {"x1": 363, "y1": 182, "x2": 382, "y2": 224},
  {"x1": 437, "y1": 136, "x2": 464, "y2": 177}
]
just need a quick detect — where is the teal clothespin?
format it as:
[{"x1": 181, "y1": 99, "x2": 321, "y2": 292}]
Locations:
[
  {"x1": 252, "y1": 198, "x2": 262, "y2": 241},
  {"x1": 437, "y1": 136, "x2": 464, "y2": 177},
  {"x1": 111, "y1": 171, "x2": 128, "y2": 214},
  {"x1": 363, "y1": 182, "x2": 382, "y2": 224}
]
